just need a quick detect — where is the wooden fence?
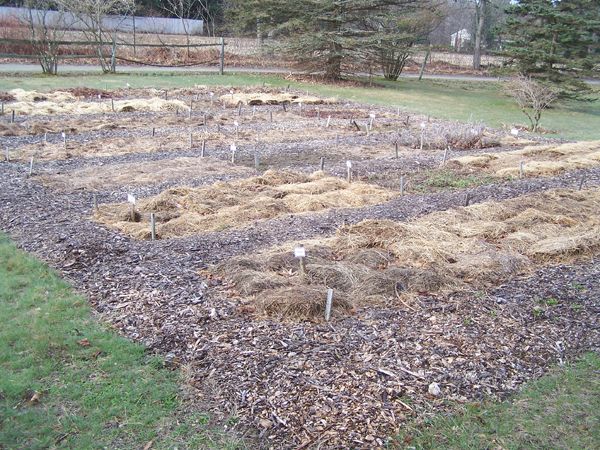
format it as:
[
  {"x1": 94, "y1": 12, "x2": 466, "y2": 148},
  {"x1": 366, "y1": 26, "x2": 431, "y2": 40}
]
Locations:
[{"x1": 0, "y1": 37, "x2": 226, "y2": 73}]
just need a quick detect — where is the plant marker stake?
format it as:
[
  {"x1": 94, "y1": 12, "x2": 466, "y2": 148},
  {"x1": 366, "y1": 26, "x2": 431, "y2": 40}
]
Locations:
[
  {"x1": 111, "y1": 99, "x2": 115, "y2": 112},
  {"x1": 150, "y1": 213, "x2": 156, "y2": 241},
  {"x1": 325, "y1": 288, "x2": 334, "y2": 321},
  {"x1": 152, "y1": 127, "x2": 155, "y2": 137},
  {"x1": 92, "y1": 193, "x2": 98, "y2": 211},
  {"x1": 238, "y1": 102, "x2": 242, "y2": 116},
  {"x1": 127, "y1": 194, "x2": 136, "y2": 222},
  {"x1": 230, "y1": 144, "x2": 236, "y2": 164},
  {"x1": 5, "y1": 147, "x2": 9, "y2": 162},
  {"x1": 1, "y1": 102, "x2": 3, "y2": 115},
  {"x1": 210, "y1": 92, "x2": 214, "y2": 107},
  {"x1": 519, "y1": 161, "x2": 525, "y2": 179},
  {"x1": 269, "y1": 111, "x2": 273, "y2": 123},
  {"x1": 28, "y1": 156, "x2": 33, "y2": 176},
  {"x1": 578, "y1": 174, "x2": 586, "y2": 191},
  {"x1": 201, "y1": 140, "x2": 206, "y2": 157},
  {"x1": 252, "y1": 105, "x2": 256, "y2": 117},
  {"x1": 317, "y1": 108, "x2": 321, "y2": 120},
  {"x1": 11, "y1": 110, "x2": 15, "y2": 123},
  {"x1": 176, "y1": 108, "x2": 179, "y2": 116},
  {"x1": 465, "y1": 192, "x2": 471, "y2": 207},
  {"x1": 254, "y1": 151, "x2": 260, "y2": 170},
  {"x1": 400, "y1": 175, "x2": 405, "y2": 196},
  {"x1": 294, "y1": 245, "x2": 306, "y2": 275},
  {"x1": 395, "y1": 142, "x2": 399, "y2": 159},
  {"x1": 442, "y1": 147, "x2": 449, "y2": 166},
  {"x1": 62, "y1": 132, "x2": 66, "y2": 149},
  {"x1": 346, "y1": 160, "x2": 352, "y2": 183},
  {"x1": 369, "y1": 113, "x2": 375, "y2": 131},
  {"x1": 397, "y1": 106, "x2": 400, "y2": 117},
  {"x1": 335, "y1": 134, "x2": 339, "y2": 146},
  {"x1": 320, "y1": 156, "x2": 325, "y2": 171},
  {"x1": 326, "y1": 116, "x2": 331, "y2": 128},
  {"x1": 43, "y1": 132, "x2": 48, "y2": 144}
]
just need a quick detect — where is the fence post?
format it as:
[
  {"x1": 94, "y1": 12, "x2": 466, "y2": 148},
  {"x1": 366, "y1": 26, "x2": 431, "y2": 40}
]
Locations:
[
  {"x1": 111, "y1": 33, "x2": 117, "y2": 73},
  {"x1": 219, "y1": 37, "x2": 225, "y2": 75}
]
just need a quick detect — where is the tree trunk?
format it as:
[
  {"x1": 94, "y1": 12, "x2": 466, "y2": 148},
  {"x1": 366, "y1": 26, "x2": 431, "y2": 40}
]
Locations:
[
  {"x1": 473, "y1": 0, "x2": 486, "y2": 70},
  {"x1": 324, "y1": 41, "x2": 342, "y2": 79}
]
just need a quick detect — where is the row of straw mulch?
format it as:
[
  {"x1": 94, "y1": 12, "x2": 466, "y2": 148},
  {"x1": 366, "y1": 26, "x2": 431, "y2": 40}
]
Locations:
[
  {"x1": 449, "y1": 140, "x2": 600, "y2": 177},
  {"x1": 93, "y1": 170, "x2": 397, "y2": 239},
  {"x1": 215, "y1": 187, "x2": 600, "y2": 321}
]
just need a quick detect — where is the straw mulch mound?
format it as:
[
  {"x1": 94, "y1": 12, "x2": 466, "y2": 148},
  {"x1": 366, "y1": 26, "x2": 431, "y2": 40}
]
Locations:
[
  {"x1": 220, "y1": 92, "x2": 336, "y2": 107},
  {"x1": 37, "y1": 157, "x2": 253, "y2": 191},
  {"x1": 449, "y1": 141, "x2": 600, "y2": 177},
  {"x1": 6, "y1": 89, "x2": 188, "y2": 116},
  {"x1": 94, "y1": 170, "x2": 396, "y2": 239},
  {"x1": 216, "y1": 187, "x2": 600, "y2": 321}
]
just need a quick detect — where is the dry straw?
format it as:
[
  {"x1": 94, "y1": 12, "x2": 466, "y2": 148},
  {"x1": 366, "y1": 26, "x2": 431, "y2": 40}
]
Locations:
[
  {"x1": 220, "y1": 92, "x2": 336, "y2": 106},
  {"x1": 215, "y1": 187, "x2": 600, "y2": 321},
  {"x1": 449, "y1": 140, "x2": 600, "y2": 177},
  {"x1": 94, "y1": 170, "x2": 397, "y2": 239}
]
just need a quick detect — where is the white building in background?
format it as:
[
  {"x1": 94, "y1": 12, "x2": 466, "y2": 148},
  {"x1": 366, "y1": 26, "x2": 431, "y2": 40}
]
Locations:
[{"x1": 451, "y1": 29, "x2": 471, "y2": 51}]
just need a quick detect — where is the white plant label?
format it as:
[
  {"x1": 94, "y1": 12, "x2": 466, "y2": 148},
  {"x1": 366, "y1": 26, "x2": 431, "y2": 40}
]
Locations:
[
  {"x1": 294, "y1": 246, "x2": 306, "y2": 258},
  {"x1": 127, "y1": 194, "x2": 136, "y2": 204},
  {"x1": 209, "y1": 92, "x2": 214, "y2": 97},
  {"x1": 420, "y1": 122, "x2": 426, "y2": 129},
  {"x1": 346, "y1": 160, "x2": 352, "y2": 168},
  {"x1": 511, "y1": 128, "x2": 519, "y2": 136},
  {"x1": 369, "y1": 113, "x2": 376, "y2": 119},
  {"x1": 61, "y1": 132, "x2": 66, "y2": 139},
  {"x1": 230, "y1": 144, "x2": 237, "y2": 152},
  {"x1": 234, "y1": 121, "x2": 239, "y2": 127}
]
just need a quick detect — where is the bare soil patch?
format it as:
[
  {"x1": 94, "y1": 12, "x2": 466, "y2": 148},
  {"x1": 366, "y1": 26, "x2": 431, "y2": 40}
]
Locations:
[{"x1": 36, "y1": 156, "x2": 254, "y2": 192}]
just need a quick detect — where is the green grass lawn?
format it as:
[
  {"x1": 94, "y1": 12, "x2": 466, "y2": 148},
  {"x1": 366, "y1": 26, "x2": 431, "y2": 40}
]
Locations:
[
  {"x1": 395, "y1": 352, "x2": 600, "y2": 449},
  {"x1": 0, "y1": 233, "x2": 240, "y2": 449},
  {"x1": 0, "y1": 71, "x2": 598, "y2": 140}
]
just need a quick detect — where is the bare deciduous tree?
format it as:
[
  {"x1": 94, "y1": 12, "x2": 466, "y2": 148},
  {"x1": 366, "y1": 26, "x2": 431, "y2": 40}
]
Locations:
[
  {"x1": 56, "y1": 0, "x2": 134, "y2": 73},
  {"x1": 161, "y1": 0, "x2": 211, "y2": 56},
  {"x1": 19, "y1": 1, "x2": 72, "y2": 75},
  {"x1": 507, "y1": 76, "x2": 558, "y2": 133}
]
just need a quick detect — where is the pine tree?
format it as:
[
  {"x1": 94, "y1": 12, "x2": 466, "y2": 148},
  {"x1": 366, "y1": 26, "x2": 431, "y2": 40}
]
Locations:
[
  {"x1": 227, "y1": 0, "x2": 434, "y2": 80},
  {"x1": 501, "y1": 0, "x2": 600, "y2": 96}
]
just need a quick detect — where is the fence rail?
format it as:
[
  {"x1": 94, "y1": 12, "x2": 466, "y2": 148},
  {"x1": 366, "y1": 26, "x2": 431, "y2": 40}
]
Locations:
[{"x1": 0, "y1": 37, "x2": 227, "y2": 73}]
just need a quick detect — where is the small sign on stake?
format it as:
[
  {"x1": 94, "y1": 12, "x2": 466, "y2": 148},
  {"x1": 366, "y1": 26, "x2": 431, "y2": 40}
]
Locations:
[
  {"x1": 230, "y1": 143, "x2": 237, "y2": 163},
  {"x1": 127, "y1": 194, "x2": 136, "y2": 221},
  {"x1": 369, "y1": 113, "x2": 375, "y2": 131},
  {"x1": 346, "y1": 160, "x2": 352, "y2": 183},
  {"x1": 294, "y1": 244, "x2": 306, "y2": 275},
  {"x1": 326, "y1": 115, "x2": 331, "y2": 128},
  {"x1": 511, "y1": 128, "x2": 519, "y2": 137}
]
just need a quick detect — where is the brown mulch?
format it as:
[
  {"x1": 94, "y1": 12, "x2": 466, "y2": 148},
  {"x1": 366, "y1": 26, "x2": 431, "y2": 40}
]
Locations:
[{"x1": 0, "y1": 97, "x2": 598, "y2": 448}]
